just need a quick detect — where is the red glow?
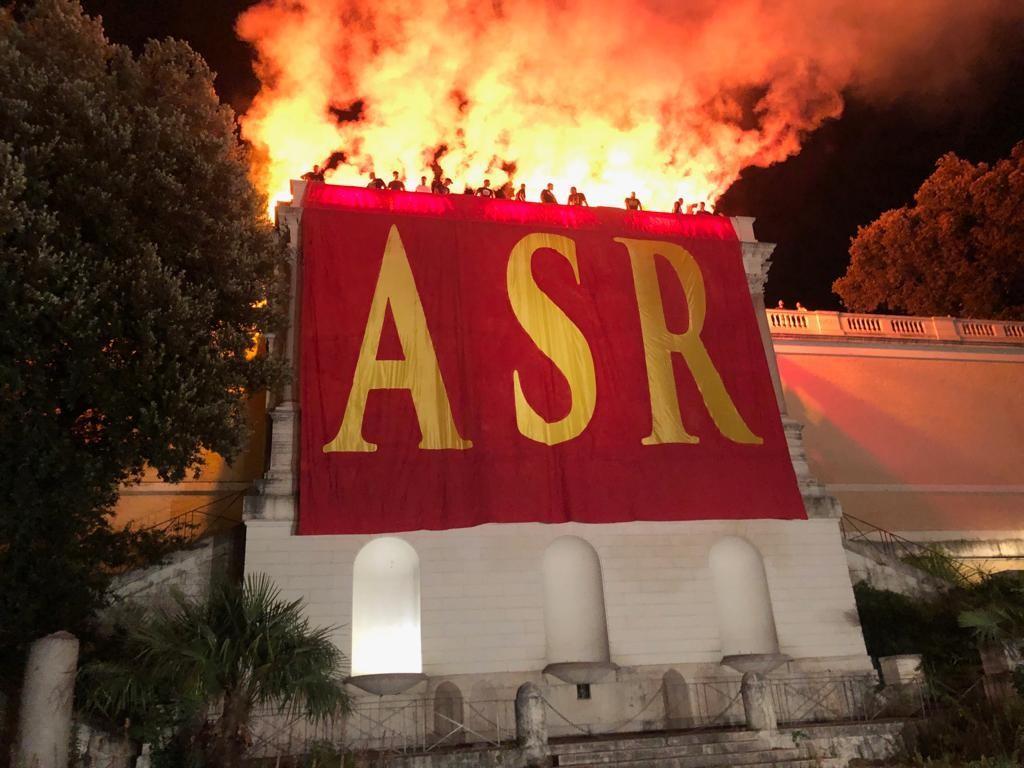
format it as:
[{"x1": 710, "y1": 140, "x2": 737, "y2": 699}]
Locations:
[{"x1": 301, "y1": 183, "x2": 738, "y2": 240}]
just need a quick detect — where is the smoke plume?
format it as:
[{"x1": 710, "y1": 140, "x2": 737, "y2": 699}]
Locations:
[{"x1": 237, "y1": 0, "x2": 1022, "y2": 211}]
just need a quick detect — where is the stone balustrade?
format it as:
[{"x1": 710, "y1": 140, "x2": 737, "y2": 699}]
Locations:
[{"x1": 767, "y1": 309, "x2": 1024, "y2": 345}]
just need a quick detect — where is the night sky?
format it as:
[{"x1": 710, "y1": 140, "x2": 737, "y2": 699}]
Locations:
[{"x1": 83, "y1": 0, "x2": 1024, "y2": 311}]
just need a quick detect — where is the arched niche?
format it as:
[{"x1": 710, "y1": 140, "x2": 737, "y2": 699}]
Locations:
[
  {"x1": 433, "y1": 681, "x2": 465, "y2": 745},
  {"x1": 662, "y1": 669, "x2": 692, "y2": 729},
  {"x1": 542, "y1": 535, "x2": 614, "y2": 682},
  {"x1": 351, "y1": 537, "x2": 422, "y2": 678},
  {"x1": 708, "y1": 536, "x2": 780, "y2": 660}
]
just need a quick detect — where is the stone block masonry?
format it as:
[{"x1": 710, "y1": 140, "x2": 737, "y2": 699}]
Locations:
[{"x1": 245, "y1": 516, "x2": 873, "y2": 733}]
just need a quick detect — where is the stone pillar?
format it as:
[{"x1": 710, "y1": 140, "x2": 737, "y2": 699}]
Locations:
[
  {"x1": 15, "y1": 631, "x2": 80, "y2": 768},
  {"x1": 740, "y1": 672, "x2": 777, "y2": 733},
  {"x1": 783, "y1": 417, "x2": 842, "y2": 519},
  {"x1": 877, "y1": 654, "x2": 925, "y2": 714},
  {"x1": 272, "y1": 182, "x2": 306, "y2": 409},
  {"x1": 730, "y1": 216, "x2": 846, "y2": 522},
  {"x1": 246, "y1": 186, "x2": 305, "y2": 528},
  {"x1": 979, "y1": 641, "x2": 1020, "y2": 702},
  {"x1": 732, "y1": 219, "x2": 786, "y2": 417},
  {"x1": 879, "y1": 655, "x2": 924, "y2": 687},
  {"x1": 515, "y1": 682, "x2": 549, "y2": 766}
]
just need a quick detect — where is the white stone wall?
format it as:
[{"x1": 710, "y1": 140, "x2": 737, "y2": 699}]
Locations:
[{"x1": 245, "y1": 517, "x2": 870, "y2": 678}]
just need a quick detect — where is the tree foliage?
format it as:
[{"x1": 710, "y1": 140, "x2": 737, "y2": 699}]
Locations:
[
  {"x1": 854, "y1": 566, "x2": 1024, "y2": 689},
  {"x1": 81, "y1": 575, "x2": 348, "y2": 768},
  {"x1": 834, "y1": 141, "x2": 1024, "y2": 320},
  {"x1": 957, "y1": 571, "x2": 1024, "y2": 647},
  {"x1": 0, "y1": 0, "x2": 287, "y2": 662},
  {"x1": 853, "y1": 582, "x2": 979, "y2": 685}
]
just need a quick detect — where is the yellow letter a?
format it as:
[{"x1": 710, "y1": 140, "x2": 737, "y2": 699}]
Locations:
[
  {"x1": 323, "y1": 225, "x2": 472, "y2": 452},
  {"x1": 615, "y1": 237, "x2": 762, "y2": 446}
]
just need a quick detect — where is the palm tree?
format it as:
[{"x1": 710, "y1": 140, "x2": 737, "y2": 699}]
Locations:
[
  {"x1": 83, "y1": 574, "x2": 349, "y2": 767},
  {"x1": 958, "y1": 571, "x2": 1024, "y2": 646}
]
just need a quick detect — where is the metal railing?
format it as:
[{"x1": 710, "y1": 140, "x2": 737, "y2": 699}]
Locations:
[
  {"x1": 767, "y1": 308, "x2": 1024, "y2": 346},
  {"x1": 110, "y1": 491, "x2": 245, "y2": 575},
  {"x1": 769, "y1": 676, "x2": 925, "y2": 725},
  {"x1": 247, "y1": 697, "x2": 516, "y2": 759},
  {"x1": 133, "y1": 490, "x2": 244, "y2": 541},
  {"x1": 243, "y1": 674, "x2": 926, "y2": 762},
  {"x1": 542, "y1": 678, "x2": 746, "y2": 739},
  {"x1": 840, "y1": 513, "x2": 937, "y2": 562},
  {"x1": 839, "y1": 513, "x2": 980, "y2": 583}
]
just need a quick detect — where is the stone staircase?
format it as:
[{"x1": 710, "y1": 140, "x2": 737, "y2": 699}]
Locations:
[
  {"x1": 382, "y1": 721, "x2": 905, "y2": 768},
  {"x1": 550, "y1": 729, "x2": 815, "y2": 768}
]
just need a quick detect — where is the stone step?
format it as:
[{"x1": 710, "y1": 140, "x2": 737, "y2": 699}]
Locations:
[
  {"x1": 607, "y1": 761, "x2": 818, "y2": 768},
  {"x1": 555, "y1": 739, "x2": 770, "y2": 765},
  {"x1": 551, "y1": 729, "x2": 761, "y2": 755},
  {"x1": 555, "y1": 747, "x2": 806, "y2": 768}
]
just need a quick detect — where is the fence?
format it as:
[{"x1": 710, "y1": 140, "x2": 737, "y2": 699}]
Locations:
[
  {"x1": 109, "y1": 491, "x2": 245, "y2": 576},
  {"x1": 136, "y1": 490, "x2": 244, "y2": 542},
  {"x1": 769, "y1": 676, "x2": 925, "y2": 726},
  {"x1": 247, "y1": 697, "x2": 516, "y2": 760},
  {"x1": 542, "y1": 679, "x2": 745, "y2": 739},
  {"x1": 243, "y1": 674, "x2": 923, "y2": 761},
  {"x1": 839, "y1": 513, "x2": 981, "y2": 583}
]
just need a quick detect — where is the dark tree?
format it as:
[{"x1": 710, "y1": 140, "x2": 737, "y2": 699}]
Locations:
[
  {"x1": 0, "y1": 0, "x2": 287, "y2": 667},
  {"x1": 834, "y1": 141, "x2": 1024, "y2": 320}
]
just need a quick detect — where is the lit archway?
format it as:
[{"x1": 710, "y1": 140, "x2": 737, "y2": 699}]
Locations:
[{"x1": 351, "y1": 537, "x2": 422, "y2": 676}]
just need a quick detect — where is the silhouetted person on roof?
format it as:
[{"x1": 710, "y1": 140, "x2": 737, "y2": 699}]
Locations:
[
  {"x1": 625, "y1": 192, "x2": 642, "y2": 211},
  {"x1": 415, "y1": 176, "x2": 430, "y2": 193},
  {"x1": 672, "y1": 198, "x2": 684, "y2": 214},
  {"x1": 568, "y1": 187, "x2": 589, "y2": 206},
  {"x1": 540, "y1": 183, "x2": 557, "y2": 204},
  {"x1": 388, "y1": 171, "x2": 405, "y2": 191},
  {"x1": 696, "y1": 201, "x2": 711, "y2": 215},
  {"x1": 302, "y1": 164, "x2": 326, "y2": 183},
  {"x1": 515, "y1": 183, "x2": 527, "y2": 202},
  {"x1": 367, "y1": 172, "x2": 385, "y2": 189},
  {"x1": 476, "y1": 179, "x2": 495, "y2": 198}
]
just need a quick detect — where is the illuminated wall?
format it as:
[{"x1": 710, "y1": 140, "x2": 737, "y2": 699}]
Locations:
[
  {"x1": 776, "y1": 340, "x2": 1024, "y2": 538},
  {"x1": 351, "y1": 537, "x2": 423, "y2": 677},
  {"x1": 111, "y1": 393, "x2": 267, "y2": 530}
]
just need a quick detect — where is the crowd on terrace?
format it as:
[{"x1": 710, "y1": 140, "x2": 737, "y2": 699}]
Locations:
[{"x1": 301, "y1": 165, "x2": 719, "y2": 215}]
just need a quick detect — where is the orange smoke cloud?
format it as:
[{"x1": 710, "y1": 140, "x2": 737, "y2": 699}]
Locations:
[{"x1": 237, "y1": 0, "x2": 1020, "y2": 212}]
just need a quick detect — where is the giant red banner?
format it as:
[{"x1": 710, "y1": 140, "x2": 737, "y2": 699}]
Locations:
[{"x1": 298, "y1": 184, "x2": 804, "y2": 534}]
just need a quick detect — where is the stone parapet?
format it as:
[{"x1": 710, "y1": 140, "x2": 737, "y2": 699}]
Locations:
[{"x1": 768, "y1": 308, "x2": 1024, "y2": 346}]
